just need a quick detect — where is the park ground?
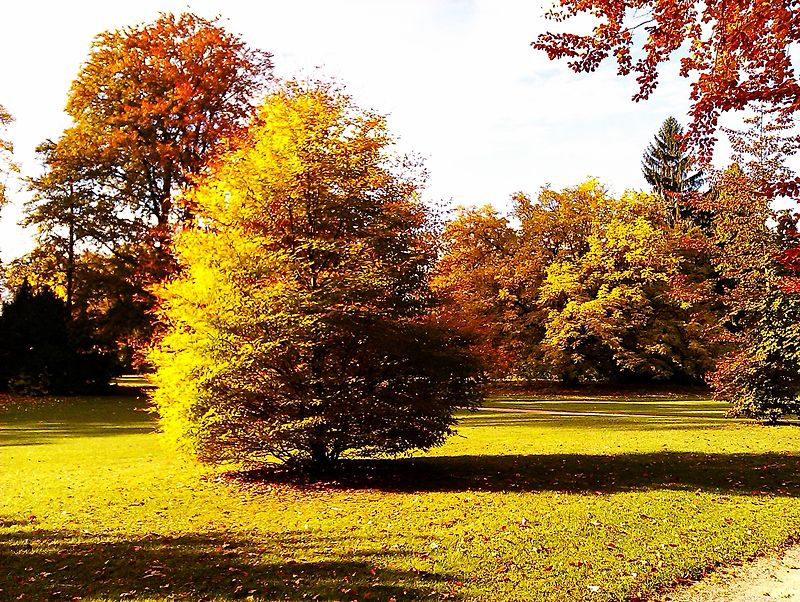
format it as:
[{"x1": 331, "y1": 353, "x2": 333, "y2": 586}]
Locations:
[{"x1": 2, "y1": 390, "x2": 800, "y2": 601}]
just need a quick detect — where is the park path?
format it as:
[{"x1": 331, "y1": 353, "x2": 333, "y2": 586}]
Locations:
[
  {"x1": 658, "y1": 545, "x2": 800, "y2": 601},
  {"x1": 477, "y1": 406, "x2": 732, "y2": 420}
]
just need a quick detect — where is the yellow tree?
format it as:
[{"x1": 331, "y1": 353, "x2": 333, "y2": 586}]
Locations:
[
  {"x1": 539, "y1": 190, "x2": 718, "y2": 382},
  {"x1": 435, "y1": 181, "x2": 722, "y2": 382},
  {"x1": 433, "y1": 181, "x2": 613, "y2": 377},
  {"x1": 152, "y1": 81, "x2": 481, "y2": 473}
]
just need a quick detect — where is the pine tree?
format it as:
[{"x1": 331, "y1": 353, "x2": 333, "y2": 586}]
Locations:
[{"x1": 642, "y1": 117, "x2": 704, "y2": 225}]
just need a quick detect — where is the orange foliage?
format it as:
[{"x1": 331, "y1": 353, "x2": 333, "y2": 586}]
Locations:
[{"x1": 534, "y1": 0, "x2": 800, "y2": 168}]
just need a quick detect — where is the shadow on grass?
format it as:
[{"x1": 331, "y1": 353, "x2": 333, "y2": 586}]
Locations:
[
  {"x1": 0, "y1": 529, "x2": 455, "y2": 601},
  {"x1": 231, "y1": 452, "x2": 800, "y2": 497}
]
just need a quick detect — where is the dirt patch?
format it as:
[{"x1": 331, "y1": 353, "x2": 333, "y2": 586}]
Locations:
[{"x1": 659, "y1": 545, "x2": 800, "y2": 601}]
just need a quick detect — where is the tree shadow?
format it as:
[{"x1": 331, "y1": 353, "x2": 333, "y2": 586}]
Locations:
[
  {"x1": 231, "y1": 451, "x2": 800, "y2": 497},
  {"x1": 0, "y1": 528, "x2": 456, "y2": 601}
]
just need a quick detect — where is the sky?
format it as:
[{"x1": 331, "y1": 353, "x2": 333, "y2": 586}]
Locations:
[{"x1": 0, "y1": 0, "x2": 759, "y2": 263}]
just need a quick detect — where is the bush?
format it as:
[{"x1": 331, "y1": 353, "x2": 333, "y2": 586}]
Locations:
[{"x1": 151, "y1": 81, "x2": 482, "y2": 473}]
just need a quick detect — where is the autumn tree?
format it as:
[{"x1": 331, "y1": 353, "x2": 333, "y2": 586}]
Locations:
[
  {"x1": 151, "y1": 81, "x2": 482, "y2": 473},
  {"x1": 432, "y1": 205, "x2": 534, "y2": 375},
  {"x1": 723, "y1": 103, "x2": 800, "y2": 197},
  {"x1": 59, "y1": 12, "x2": 273, "y2": 232},
  {"x1": 25, "y1": 13, "x2": 272, "y2": 365},
  {"x1": 539, "y1": 188, "x2": 719, "y2": 383},
  {"x1": 703, "y1": 137, "x2": 800, "y2": 420},
  {"x1": 434, "y1": 180, "x2": 721, "y2": 382},
  {"x1": 533, "y1": 0, "x2": 800, "y2": 173},
  {"x1": 432, "y1": 182, "x2": 603, "y2": 377}
]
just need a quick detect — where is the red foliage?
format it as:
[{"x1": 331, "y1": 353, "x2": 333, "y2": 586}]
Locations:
[{"x1": 534, "y1": 0, "x2": 800, "y2": 164}]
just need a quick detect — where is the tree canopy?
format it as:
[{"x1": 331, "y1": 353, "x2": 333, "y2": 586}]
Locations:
[
  {"x1": 151, "y1": 81, "x2": 481, "y2": 473},
  {"x1": 533, "y1": 0, "x2": 800, "y2": 171},
  {"x1": 22, "y1": 13, "x2": 273, "y2": 367},
  {"x1": 61, "y1": 12, "x2": 273, "y2": 231},
  {"x1": 433, "y1": 180, "x2": 720, "y2": 383}
]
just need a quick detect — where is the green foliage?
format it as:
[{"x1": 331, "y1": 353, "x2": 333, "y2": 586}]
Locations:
[
  {"x1": 0, "y1": 282, "x2": 116, "y2": 394},
  {"x1": 642, "y1": 116, "x2": 704, "y2": 226},
  {"x1": 152, "y1": 81, "x2": 481, "y2": 472},
  {"x1": 710, "y1": 294, "x2": 800, "y2": 422},
  {"x1": 705, "y1": 166, "x2": 800, "y2": 421}
]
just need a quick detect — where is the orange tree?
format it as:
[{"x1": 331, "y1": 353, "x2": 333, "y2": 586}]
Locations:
[
  {"x1": 60, "y1": 12, "x2": 272, "y2": 232},
  {"x1": 533, "y1": 0, "x2": 800, "y2": 173},
  {"x1": 25, "y1": 13, "x2": 272, "y2": 366},
  {"x1": 433, "y1": 181, "x2": 721, "y2": 382},
  {"x1": 151, "y1": 82, "x2": 481, "y2": 473}
]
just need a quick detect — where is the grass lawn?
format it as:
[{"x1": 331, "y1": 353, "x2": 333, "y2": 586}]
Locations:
[{"x1": 2, "y1": 392, "x2": 800, "y2": 601}]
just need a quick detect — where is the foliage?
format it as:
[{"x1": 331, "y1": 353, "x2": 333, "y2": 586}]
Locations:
[
  {"x1": 708, "y1": 296, "x2": 800, "y2": 422},
  {"x1": 431, "y1": 205, "x2": 536, "y2": 375},
  {"x1": 434, "y1": 181, "x2": 720, "y2": 382},
  {"x1": 58, "y1": 12, "x2": 272, "y2": 231},
  {"x1": 642, "y1": 116, "x2": 704, "y2": 226},
  {"x1": 152, "y1": 81, "x2": 482, "y2": 472},
  {"x1": 5, "y1": 393, "x2": 800, "y2": 601},
  {"x1": 704, "y1": 166, "x2": 800, "y2": 420},
  {"x1": 432, "y1": 182, "x2": 608, "y2": 377},
  {"x1": 723, "y1": 103, "x2": 800, "y2": 194},
  {"x1": 539, "y1": 189, "x2": 717, "y2": 383},
  {"x1": 24, "y1": 13, "x2": 271, "y2": 364},
  {"x1": 533, "y1": 0, "x2": 800, "y2": 171},
  {"x1": 0, "y1": 282, "x2": 115, "y2": 394}
]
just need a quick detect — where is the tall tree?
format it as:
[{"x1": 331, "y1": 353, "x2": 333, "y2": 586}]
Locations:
[
  {"x1": 151, "y1": 81, "x2": 481, "y2": 473},
  {"x1": 642, "y1": 116, "x2": 704, "y2": 225},
  {"x1": 533, "y1": 0, "x2": 800, "y2": 174},
  {"x1": 25, "y1": 13, "x2": 272, "y2": 364},
  {"x1": 60, "y1": 12, "x2": 272, "y2": 232},
  {"x1": 700, "y1": 107, "x2": 800, "y2": 421},
  {"x1": 703, "y1": 166, "x2": 800, "y2": 421}
]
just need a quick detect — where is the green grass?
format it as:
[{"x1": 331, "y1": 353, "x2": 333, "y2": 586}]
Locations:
[{"x1": 2, "y1": 392, "x2": 800, "y2": 601}]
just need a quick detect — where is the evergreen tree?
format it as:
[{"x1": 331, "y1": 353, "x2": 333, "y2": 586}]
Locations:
[
  {"x1": 0, "y1": 281, "x2": 116, "y2": 394},
  {"x1": 642, "y1": 117, "x2": 704, "y2": 225}
]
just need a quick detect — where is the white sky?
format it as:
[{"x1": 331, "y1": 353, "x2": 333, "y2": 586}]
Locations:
[{"x1": 0, "y1": 0, "x2": 766, "y2": 263}]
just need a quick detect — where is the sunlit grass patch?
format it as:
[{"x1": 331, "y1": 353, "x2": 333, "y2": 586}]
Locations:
[{"x1": 2, "y1": 393, "x2": 800, "y2": 601}]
